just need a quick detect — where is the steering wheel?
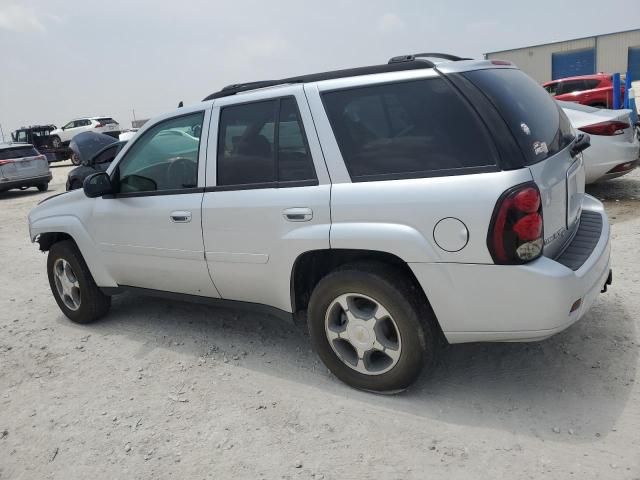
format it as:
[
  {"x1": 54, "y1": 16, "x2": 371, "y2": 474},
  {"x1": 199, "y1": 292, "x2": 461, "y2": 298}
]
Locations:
[{"x1": 166, "y1": 157, "x2": 197, "y2": 188}]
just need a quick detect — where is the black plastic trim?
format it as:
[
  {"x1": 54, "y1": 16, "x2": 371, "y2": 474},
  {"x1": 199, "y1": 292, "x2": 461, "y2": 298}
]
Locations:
[
  {"x1": 205, "y1": 179, "x2": 319, "y2": 192},
  {"x1": 100, "y1": 285, "x2": 294, "y2": 323},
  {"x1": 112, "y1": 187, "x2": 205, "y2": 198},
  {"x1": 350, "y1": 165, "x2": 500, "y2": 183},
  {"x1": 555, "y1": 210, "x2": 603, "y2": 271}
]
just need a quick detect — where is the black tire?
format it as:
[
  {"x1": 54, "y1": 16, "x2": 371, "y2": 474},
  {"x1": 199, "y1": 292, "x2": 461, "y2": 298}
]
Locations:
[
  {"x1": 52, "y1": 136, "x2": 62, "y2": 149},
  {"x1": 37, "y1": 183, "x2": 49, "y2": 192},
  {"x1": 307, "y1": 263, "x2": 436, "y2": 393},
  {"x1": 70, "y1": 180, "x2": 83, "y2": 190},
  {"x1": 47, "y1": 240, "x2": 111, "y2": 324}
]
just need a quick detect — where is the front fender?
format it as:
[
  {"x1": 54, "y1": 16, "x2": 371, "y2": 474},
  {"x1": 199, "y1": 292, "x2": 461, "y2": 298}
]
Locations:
[{"x1": 30, "y1": 215, "x2": 117, "y2": 287}]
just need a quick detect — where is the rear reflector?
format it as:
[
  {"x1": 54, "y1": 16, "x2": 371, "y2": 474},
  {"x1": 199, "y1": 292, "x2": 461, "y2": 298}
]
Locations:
[
  {"x1": 491, "y1": 60, "x2": 512, "y2": 66},
  {"x1": 570, "y1": 298, "x2": 582, "y2": 313},
  {"x1": 579, "y1": 121, "x2": 629, "y2": 136},
  {"x1": 487, "y1": 182, "x2": 544, "y2": 264},
  {"x1": 606, "y1": 159, "x2": 638, "y2": 174}
]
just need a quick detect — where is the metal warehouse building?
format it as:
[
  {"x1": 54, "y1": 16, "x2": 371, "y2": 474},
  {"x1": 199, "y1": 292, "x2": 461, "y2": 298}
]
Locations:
[{"x1": 485, "y1": 29, "x2": 640, "y2": 83}]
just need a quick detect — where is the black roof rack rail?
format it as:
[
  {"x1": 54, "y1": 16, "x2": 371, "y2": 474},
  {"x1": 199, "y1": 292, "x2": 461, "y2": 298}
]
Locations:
[
  {"x1": 203, "y1": 59, "x2": 436, "y2": 101},
  {"x1": 388, "y1": 53, "x2": 471, "y2": 64}
]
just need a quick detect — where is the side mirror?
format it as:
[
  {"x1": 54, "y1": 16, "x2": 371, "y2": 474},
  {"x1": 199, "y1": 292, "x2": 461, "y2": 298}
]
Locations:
[
  {"x1": 83, "y1": 172, "x2": 113, "y2": 198},
  {"x1": 570, "y1": 133, "x2": 590, "y2": 157}
]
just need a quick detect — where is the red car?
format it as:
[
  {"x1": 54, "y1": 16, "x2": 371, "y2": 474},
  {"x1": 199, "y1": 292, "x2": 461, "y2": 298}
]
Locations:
[{"x1": 543, "y1": 73, "x2": 624, "y2": 108}]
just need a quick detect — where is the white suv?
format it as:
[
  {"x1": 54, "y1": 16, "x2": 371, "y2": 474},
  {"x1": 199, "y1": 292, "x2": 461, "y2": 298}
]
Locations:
[
  {"x1": 51, "y1": 117, "x2": 121, "y2": 148},
  {"x1": 28, "y1": 54, "x2": 612, "y2": 392}
]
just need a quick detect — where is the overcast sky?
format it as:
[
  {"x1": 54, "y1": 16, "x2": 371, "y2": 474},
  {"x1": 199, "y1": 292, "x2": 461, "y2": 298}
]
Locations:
[{"x1": 1, "y1": 0, "x2": 638, "y2": 137}]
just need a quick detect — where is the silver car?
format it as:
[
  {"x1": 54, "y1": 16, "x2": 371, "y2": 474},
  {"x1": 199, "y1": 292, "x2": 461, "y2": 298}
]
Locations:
[
  {"x1": 0, "y1": 143, "x2": 51, "y2": 193},
  {"x1": 28, "y1": 54, "x2": 612, "y2": 393}
]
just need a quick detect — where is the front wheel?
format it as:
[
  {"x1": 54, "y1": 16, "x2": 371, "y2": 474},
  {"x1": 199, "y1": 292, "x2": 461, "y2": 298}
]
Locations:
[
  {"x1": 70, "y1": 151, "x2": 81, "y2": 165},
  {"x1": 52, "y1": 136, "x2": 62, "y2": 149},
  {"x1": 47, "y1": 240, "x2": 111, "y2": 323},
  {"x1": 307, "y1": 264, "x2": 437, "y2": 393}
]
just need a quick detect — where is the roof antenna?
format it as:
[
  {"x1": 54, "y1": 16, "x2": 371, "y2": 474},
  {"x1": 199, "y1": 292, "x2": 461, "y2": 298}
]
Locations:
[{"x1": 177, "y1": 101, "x2": 184, "y2": 108}]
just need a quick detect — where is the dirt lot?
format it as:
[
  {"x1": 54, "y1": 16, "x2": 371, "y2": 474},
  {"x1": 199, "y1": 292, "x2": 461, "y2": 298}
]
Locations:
[{"x1": 1, "y1": 162, "x2": 639, "y2": 479}]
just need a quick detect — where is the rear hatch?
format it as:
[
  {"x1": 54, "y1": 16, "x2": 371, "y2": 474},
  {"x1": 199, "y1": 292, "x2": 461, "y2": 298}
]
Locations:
[
  {"x1": 462, "y1": 67, "x2": 584, "y2": 258},
  {"x1": 0, "y1": 145, "x2": 50, "y2": 180}
]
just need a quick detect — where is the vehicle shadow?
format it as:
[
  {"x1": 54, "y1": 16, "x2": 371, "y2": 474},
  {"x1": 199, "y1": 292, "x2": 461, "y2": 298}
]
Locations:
[
  {"x1": 81, "y1": 289, "x2": 636, "y2": 443},
  {"x1": 0, "y1": 189, "x2": 47, "y2": 200}
]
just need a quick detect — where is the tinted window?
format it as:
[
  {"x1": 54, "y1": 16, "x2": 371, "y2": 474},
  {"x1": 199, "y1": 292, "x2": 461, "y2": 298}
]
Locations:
[
  {"x1": 0, "y1": 146, "x2": 38, "y2": 160},
  {"x1": 278, "y1": 98, "x2": 315, "y2": 182},
  {"x1": 217, "y1": 97, "x2": 316, "y2": 186},
  {"x1": 96, "y1": 117, "x2": 118, "y2": 125},
  {"x1": 583, "y1": 79, "x2": 600, "y2": 89},
  {"x1": 94, "y1": 144, "x2": 123, "y2": 165},
  {"x1": 464, "y1": 69, "x2": 574, "y2": 165},
  {"x1": 16, "y1": 131, "x2": 28, "y2": 142},
  {"x1": 557, "y1": 80, "x2": 586, "y2": 95},
  {"x1": 117, "y1": 112, "x2": 204, "y2": 193},
  {"x1": 322, "y1": 78, "x2": 497, "y2": 181}
]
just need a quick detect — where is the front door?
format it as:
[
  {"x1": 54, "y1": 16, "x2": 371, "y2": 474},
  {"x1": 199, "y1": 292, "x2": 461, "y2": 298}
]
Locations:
[
  {"x1": 87, "y1": 108, "x2": 219, "y2": 297},
  {"x1": 201, "y1": 89, "x2": 331, "y2": 312}
]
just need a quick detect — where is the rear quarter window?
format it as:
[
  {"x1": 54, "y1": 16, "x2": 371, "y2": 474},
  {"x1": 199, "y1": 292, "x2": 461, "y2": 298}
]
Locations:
[
  {"x1": 321, "y1": 78, "x2": 498, "y2": 182},
  {"x1": 463, "y1": 68, "x2": 574, "y2": 165}
]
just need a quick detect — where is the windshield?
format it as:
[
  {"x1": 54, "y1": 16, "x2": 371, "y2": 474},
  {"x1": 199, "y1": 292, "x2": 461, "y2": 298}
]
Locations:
[{"x1": 464, "y1": 68, "x2": 575, "y2": 165}]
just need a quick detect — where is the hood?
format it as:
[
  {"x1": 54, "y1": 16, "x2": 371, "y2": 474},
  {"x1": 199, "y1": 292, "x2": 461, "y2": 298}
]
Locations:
[{"x1": 69, "y1": 132, "x2": 118, "y2": 165}]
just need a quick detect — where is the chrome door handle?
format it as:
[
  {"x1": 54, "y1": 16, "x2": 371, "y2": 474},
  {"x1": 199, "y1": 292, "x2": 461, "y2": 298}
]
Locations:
[
  {"x1": 283, "y1": 207, "x2": 313, "y2": 222},
  {"x1": 170, "y1": 211, "x2": 192, "y2": 223}
]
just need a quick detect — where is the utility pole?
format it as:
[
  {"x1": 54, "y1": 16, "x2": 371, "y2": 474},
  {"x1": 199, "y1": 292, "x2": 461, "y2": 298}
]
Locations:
[
  {"x1": 0, "y1": 123, "x2": 5, "y2": 143},
  {"x1": 132, "y1": 109, "x2": 137, "y2": 128}
]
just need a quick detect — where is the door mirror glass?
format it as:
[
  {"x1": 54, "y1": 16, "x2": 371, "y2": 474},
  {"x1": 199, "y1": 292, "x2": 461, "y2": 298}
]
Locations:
[{"x1": 83, "y1": 172, "x2": 113, "y2": 198}]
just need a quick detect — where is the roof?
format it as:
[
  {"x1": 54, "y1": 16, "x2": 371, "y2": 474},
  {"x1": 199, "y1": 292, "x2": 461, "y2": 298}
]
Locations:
[
  {"x1": 485, "y1": 27, "x2": 640, "y2": 55},
  {"x1": 542, "y1": 73, "x2": 611, "y2": 84},
  {"x1": 203, "y1": 53, "x2": 470, "y2": 100}
]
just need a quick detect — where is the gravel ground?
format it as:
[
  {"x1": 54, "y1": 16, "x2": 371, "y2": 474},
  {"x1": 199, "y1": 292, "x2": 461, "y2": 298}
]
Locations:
[{"x1": 1, "y1": 162, "x2": 639, "y2": 479}]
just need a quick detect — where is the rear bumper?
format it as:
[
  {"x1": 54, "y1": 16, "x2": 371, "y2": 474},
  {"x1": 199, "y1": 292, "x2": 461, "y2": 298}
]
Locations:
[
  {"x1": 0, "y1": 173, "x2": 52, "y2": 190},
  {"x1": 410, "y1": 195, "x2": 611, "y2": 343}
]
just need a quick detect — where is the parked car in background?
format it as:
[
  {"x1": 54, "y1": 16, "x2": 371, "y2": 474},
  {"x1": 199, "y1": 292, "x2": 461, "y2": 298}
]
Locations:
[
  {"x1": 12, "y1": 125, "x2": 72, "y2": 162},
  {"x1": 119, "y1": 129, "x2": 139, "y2": 142},
  {"x1": 29, "y1": 54, "x2": 611, "y2": 393},
  {"x1": 67, "y1": 133, "x2": 126, "y2": 190},
  {"x1": 559, "y1": 101, "x2": 639, "y2": 183},
  {"x1": 0, "y1": 143, "x2": 51, "y2": 193},
  {"x1": 50, "y1": 117, "x2": 121, "y2": 149},
  {"x1": 543, "y1": 74, "x2": 624, "y2": 108}
]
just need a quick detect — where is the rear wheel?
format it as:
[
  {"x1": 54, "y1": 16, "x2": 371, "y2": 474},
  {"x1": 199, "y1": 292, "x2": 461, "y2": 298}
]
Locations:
[
  {"x1": 307, "y1": 263, "x2": 436, "y2": 393},
  {"x1": 37, "y1": 183, "x2": 48, "y2": 192},
  {"x1": 47, "y1": 240, "x2": 111, "y2": 323}
]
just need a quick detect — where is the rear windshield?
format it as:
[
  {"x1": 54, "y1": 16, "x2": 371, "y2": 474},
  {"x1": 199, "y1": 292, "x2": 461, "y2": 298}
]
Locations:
[
  {"x1": 464, "y1": 69, "x2": 574, "y2": 165},
  {"x1": 0, "y1": 146, "x2": 39, "y2": 160},
  {"x1": 322, "y1": 78, "x2": 498, "y2": 181},
  {"x1": 96, "y1": 118, "x2": 118, "y2": 124}
]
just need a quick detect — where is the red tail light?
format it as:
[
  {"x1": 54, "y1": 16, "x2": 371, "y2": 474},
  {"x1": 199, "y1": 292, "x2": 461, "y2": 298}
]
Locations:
[
  {"x1": 579, "y1": 121, "x2": 629, "y2": 136},
  {"x1": 488, "y1": 183, "x2": 544, "y2": 264},
  {"x1": 0, "y1": 159, "x2": 15, "y2": 166},
  {"x1": 95, "y1": 123, "x2": 105, "y2": 128}
]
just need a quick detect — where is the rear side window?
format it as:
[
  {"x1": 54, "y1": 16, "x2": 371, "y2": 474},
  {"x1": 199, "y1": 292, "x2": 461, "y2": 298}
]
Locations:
[
  {"x1": 96, "y1": 117, "x2": 118, "y2": 125},
  {"x1": 464, "y1": 68, "x2": 574, "y2": 165},
  {"x1": 557, "y1": 80, "x2": 586, "y2": 94},
  {"x1": 321, "y1": 78, "x2": 497, "y2": 181},
  {"x1": 217, "y1": 97, "x2": 316, "y2": 187},
  {"x1": 583, "y1": 79, "x2": 601, "y2": 89},
  {"x1": 0, "y1": 146, "x2": 38, "y2": 159}
]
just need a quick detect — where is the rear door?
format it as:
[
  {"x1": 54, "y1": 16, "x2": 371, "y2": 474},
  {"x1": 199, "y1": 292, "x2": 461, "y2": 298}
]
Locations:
[
  {"x1": 201, "y1": 87, "x2": 331, "y2": 312},
  {"x1": 463, "y1": 67, "x2": 583, "y2": 258}
]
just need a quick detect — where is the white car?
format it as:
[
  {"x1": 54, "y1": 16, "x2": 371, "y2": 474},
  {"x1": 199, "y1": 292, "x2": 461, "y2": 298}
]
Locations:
[
  {"x1": 51, "y1": 117, "x2": 121, "y2": 148},
  {"x1": 559, "y1": 101, "x2": 639, "y2": 183},
  {"x1": 29, "y1": 55, "x2": 612, "y2": 392}
]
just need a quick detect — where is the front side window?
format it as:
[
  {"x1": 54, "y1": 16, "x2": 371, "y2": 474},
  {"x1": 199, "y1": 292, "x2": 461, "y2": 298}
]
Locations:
[
  {"x1": 94, "y1": 144, "x2": 123, "y2": 165},
  {"x1": 63, "y1": 121, "x2": 75, "y2": 129},
  {"x1": 322, "y1": 78, "x2": 497, "y2": 181},
  {"x1": 217, "y1": 97, "x2": 316, "y2": 186},
  {"x1": 116, "y1": 112, "x2": 204, "y2": 193}
]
